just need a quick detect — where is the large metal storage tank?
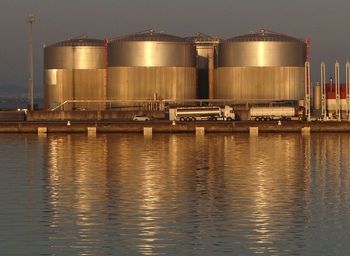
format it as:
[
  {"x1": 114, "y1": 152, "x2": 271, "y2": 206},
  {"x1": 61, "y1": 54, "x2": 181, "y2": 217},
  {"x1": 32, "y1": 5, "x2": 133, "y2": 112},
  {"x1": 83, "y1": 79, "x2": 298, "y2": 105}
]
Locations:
[
  {"x1": 107, "y1": 30, "x2": 197, "y2": 104},
  {"x1": 215, "y1": 29, "x2": 307, "y2": 101},
  {"x1": 44, "y1": 38, "x2": 106, "y2": 110}
]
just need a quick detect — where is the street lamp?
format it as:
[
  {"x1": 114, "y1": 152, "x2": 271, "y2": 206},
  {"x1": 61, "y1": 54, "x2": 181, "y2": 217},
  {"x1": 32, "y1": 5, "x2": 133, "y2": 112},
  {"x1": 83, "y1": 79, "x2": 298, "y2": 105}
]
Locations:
[{"x1": 27, "y1": 13, "x2": 35, "y2": 111}]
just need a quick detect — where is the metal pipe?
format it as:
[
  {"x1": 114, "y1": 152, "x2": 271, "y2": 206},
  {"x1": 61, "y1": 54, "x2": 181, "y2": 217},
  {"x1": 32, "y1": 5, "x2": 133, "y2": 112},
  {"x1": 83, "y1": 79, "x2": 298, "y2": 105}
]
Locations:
[
  {"x1": 305, "y1": 37, "x2": 311, "y2": 62},
  {"x1": 208, "y1": 49, "x2": 214, "y2": 99},
  {"x1": 104, "y1": 38, "x2": 108, "y2": 110},
  {"x1": 346, "y1": 61, "x2": 350, "y2": 121},
  {"x1": 321, "y1": 62, "x2": 327, "y2": 119},
  {"x1": 304, "y1": 61, "x2": 311, "y2": 121},
  {"x1": 27, "y1": 13, "x2": 35, "y2": 111},
  {"x1": 335, "y1": 61, "x2": 341, "y2": 121}
]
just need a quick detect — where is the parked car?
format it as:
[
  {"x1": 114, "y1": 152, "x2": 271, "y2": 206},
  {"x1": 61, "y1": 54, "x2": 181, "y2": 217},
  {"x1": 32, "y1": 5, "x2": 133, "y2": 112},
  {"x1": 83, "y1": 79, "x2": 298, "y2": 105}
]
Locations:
[{"x1": 132, "y1": 114, "x2": 151, "y2": 121}]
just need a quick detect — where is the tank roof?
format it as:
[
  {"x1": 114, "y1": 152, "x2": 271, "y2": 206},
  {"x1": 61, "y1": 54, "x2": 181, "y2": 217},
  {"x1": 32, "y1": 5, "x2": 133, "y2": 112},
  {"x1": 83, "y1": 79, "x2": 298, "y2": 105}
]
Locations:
[
  {"x1": 110, "y1": 30, "x2": 186, "y2": 43},
  {"x1": 46, "y1": 38, "x2": 104, "y2": 48},
  {"x1": 226, "y1": 29, "x2": 304, "y2": 43}
]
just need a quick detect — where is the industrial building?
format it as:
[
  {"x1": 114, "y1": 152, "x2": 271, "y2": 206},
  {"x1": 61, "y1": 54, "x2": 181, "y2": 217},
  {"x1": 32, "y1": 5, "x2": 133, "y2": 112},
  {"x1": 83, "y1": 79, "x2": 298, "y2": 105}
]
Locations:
[
  {"x1": 313, "y1": 82, "x2": 348, "y2": 117},
  {"x1": 43, "y1": 29, "x2": 311, "y2": 112},
  {"x1": 186, "y1": 33, "x2": 219, "y2": 99},
  {"x1": 44, "y1": 38, "x2": 106, "y2": 111}
]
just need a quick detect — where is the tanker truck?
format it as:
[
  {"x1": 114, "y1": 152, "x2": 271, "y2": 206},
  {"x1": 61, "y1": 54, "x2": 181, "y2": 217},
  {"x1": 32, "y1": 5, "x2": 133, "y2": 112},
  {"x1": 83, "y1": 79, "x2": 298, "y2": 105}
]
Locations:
[
  {"x1": 169, "y1": 105, "x2": 235, "y2": 121},
  {"x1": 249, "y1": 106, "x2": 303, "y2": 121}
]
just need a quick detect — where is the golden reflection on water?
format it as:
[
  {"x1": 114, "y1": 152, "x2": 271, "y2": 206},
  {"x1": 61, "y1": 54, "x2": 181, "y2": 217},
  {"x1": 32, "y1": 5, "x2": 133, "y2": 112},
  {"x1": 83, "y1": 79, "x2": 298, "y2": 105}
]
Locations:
[
  {"x1": 42, "y1": 133, "x2": 350, "y2": 255},
  {"x1": 107, "y1": 135, "x2": 185, "y2": 255},
  {"x1": 216, "y1": 135, "x2": 310, "y2": 254},
  {"x1": 46, "y1": 135, "x2": 108, "y2": 255},
  {"x1": 311, "y1": 134, "x2": 350, "y2": 228}
]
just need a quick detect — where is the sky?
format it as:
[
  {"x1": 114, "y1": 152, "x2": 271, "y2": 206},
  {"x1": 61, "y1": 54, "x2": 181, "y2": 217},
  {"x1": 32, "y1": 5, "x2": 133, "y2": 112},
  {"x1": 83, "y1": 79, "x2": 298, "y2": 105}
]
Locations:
[{"x1": 0, "y1": 0, "x2": 349, "y2": 97}]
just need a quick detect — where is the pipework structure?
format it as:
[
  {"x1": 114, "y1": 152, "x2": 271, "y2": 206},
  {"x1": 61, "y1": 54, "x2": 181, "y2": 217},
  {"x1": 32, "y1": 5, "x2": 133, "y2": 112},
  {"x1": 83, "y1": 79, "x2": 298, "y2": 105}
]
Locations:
[
  {"x1": 304, "y1": 61, "x2": 311, "y2": 121},
  {"x1": 320, "y1": 62, "x2": 327, "y2": 119},
  {"x1": 27, "y1": 13, "x2": 35, "y2": 111},
  {"x1": 346, "y1": 61, "x2": 350, "y2": 121},
  {"x1": 335, "y1": 61, "x2": 341, "y2": 121}
]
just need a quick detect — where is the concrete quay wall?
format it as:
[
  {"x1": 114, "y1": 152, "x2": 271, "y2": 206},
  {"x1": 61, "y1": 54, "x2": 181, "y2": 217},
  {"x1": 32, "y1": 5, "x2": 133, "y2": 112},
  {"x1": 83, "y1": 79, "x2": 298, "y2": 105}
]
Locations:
[{"x1": 1, "y1": 121, "x2": 350, "y2": 133}]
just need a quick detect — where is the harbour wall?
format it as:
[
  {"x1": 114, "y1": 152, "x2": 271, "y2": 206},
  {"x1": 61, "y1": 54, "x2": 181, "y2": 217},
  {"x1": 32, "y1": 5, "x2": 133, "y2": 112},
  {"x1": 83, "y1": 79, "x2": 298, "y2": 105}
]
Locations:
[{"x1": 1, "y1": 121, "x2": 350, "y2": 133}]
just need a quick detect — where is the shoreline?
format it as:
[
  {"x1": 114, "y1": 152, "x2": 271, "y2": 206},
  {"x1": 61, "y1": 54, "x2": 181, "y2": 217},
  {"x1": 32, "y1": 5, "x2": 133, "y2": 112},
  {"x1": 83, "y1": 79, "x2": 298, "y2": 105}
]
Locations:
[{"x1": 1, "y1": 121, "x2": 350, "y2": 134}]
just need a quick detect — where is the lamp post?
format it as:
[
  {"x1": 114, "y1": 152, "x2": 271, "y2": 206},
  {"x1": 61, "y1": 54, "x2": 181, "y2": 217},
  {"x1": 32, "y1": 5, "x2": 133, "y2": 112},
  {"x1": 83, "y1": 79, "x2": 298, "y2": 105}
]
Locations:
[{"x1": 27, "y1": 13, "x2": 35, "y2": 111}]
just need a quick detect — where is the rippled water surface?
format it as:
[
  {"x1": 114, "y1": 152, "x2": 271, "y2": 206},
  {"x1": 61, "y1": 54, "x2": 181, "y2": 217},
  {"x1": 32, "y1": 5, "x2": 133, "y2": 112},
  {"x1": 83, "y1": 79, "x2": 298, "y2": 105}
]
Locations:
[{"x1": 1, "y1": 133, "x2": 350, "y2": 255}]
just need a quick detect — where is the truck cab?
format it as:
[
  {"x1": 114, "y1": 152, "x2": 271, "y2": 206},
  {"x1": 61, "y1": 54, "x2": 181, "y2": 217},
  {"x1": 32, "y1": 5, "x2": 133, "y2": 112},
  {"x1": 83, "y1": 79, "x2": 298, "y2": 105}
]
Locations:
[{"x1": 221, "y1": 105, "x2": 235, "y2": 121}]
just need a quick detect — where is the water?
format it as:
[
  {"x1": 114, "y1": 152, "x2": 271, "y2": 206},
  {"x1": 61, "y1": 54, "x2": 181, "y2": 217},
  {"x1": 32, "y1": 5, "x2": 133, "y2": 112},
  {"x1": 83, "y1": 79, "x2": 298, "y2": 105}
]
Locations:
[
  {"x1": 1, "y1": 133, "x2": 350, "y2": 255},
  {"x1": 0, "y1": 97, "x2": 43, "y2": 110}
]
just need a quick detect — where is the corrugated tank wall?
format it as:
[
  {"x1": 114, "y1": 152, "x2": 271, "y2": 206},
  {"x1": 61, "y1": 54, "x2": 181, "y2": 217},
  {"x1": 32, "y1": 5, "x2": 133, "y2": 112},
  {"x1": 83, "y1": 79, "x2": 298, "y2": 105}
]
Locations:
[
  {"x1": 215, "y1": 30, "x2": 307, "y2": 101},
  {"x1": 44, "y1": 39, "x2": 106, "y2": 110},
  {"x1": 107, "y1": 31, "x2": 197, "y2": 105}
]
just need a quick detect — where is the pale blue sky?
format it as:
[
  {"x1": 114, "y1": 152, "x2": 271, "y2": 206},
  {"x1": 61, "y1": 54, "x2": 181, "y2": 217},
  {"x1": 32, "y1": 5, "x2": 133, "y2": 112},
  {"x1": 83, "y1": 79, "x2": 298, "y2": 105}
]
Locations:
[{"x1": 0, "y1": 0, "x2": 349, "y2": 96}]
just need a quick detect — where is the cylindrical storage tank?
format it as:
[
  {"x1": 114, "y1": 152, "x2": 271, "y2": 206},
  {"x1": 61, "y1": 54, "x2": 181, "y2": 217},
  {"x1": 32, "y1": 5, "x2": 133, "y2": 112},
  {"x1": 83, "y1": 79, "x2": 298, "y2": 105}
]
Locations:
[
  {"x1": 313, "y1": 83, "x2": 321, "y2": 110},
  {"x1": 215, "y1": 29, "x2": 307, "y2": 101},
  {"x1": 44, "y1": 38, "x2": 106, "y2": 110},
  {"x1": 107, "y1": 31, "x2": 196, "y2": 105}
]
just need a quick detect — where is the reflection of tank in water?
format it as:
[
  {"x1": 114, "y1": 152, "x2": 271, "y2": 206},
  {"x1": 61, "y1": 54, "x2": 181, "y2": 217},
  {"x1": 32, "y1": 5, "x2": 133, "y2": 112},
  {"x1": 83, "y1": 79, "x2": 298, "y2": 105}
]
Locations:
[{"x1": 44, "y1": 135, "x2": 108, "y2": 253}]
